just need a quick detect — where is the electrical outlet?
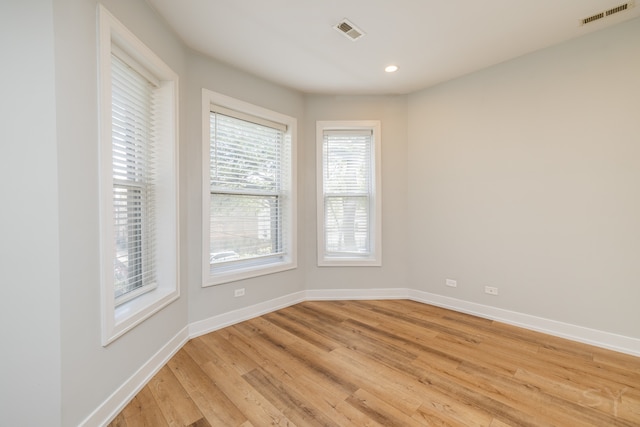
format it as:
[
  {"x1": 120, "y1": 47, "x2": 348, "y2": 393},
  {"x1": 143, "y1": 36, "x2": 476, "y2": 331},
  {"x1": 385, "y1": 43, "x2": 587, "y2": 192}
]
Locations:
[
  {"x1": 484, "y1": 286, "x2": 498, "y2": 296},
  {"x1": 446, "y1": 279, "x2": 457, "y2": 288},
  {"x1": 234, "y1": 288, "x2": 245, "y2": 297}
]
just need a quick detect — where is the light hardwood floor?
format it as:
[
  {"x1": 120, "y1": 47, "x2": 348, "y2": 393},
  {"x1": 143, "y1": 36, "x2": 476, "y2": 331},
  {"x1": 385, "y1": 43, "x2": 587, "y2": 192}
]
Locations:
[{"x1": 108, "y1": 300, "x2": 640, "y2": 426}]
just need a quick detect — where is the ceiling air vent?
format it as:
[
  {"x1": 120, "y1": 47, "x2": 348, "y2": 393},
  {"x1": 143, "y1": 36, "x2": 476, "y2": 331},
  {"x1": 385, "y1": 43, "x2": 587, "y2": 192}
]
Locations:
[
  {"x1": 606, "y1": 3, "x2": 629, "y2": 15},
  {"x1": 334, "y1": 19, "x2": 365, "y2": 41},
  {"x1": 581, "y1": 2, "x2": 634, "y2": 25},
  {"x1": 582, "y1": 12, "x2": 605, "y2": 24}
]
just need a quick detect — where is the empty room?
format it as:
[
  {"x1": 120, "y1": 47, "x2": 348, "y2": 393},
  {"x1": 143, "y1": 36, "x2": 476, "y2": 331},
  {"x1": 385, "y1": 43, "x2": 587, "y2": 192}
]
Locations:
[{"x1": 2, "y1": 0, "x2": 639, "y2": 426}]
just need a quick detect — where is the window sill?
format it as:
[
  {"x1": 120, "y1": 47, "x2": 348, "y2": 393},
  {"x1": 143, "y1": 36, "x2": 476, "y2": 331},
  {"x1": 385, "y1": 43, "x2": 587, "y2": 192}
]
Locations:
[
  {"x1": 203, "y1": 259, "x2": 296, "y2": 287},
  {"x1": 103, "y1": 286, "x2": 179, "y2": 346},
  {"x1": 318, "y1": 257, "x2": 382, "y2": 267}
]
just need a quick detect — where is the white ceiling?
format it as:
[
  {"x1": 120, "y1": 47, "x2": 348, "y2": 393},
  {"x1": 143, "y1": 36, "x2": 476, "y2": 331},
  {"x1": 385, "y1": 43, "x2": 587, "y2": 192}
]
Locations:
[{"x1": 147, "y1": 0, "x2": 639, "y2": 95}]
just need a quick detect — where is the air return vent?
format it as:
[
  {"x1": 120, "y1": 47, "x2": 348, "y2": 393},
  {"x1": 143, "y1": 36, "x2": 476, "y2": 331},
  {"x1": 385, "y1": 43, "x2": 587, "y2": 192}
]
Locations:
[
  {"x1": 581, "y1": 2, "x2": 634, "y2": 25},
  {"x1": 334, "y1": 19, "x2": 365, "y2": 41}
]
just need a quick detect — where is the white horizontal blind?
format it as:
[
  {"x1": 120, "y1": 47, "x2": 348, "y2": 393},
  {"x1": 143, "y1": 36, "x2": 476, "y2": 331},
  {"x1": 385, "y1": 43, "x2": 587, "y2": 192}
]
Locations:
[
  {"x1": 111, "y1": 53, "x2": 157, "y2": 302},
  {"x1": 323, "y1": 130, "x2": 372, "y2": 254},
  {"x1": 209, "y1": 110, "x2": 285, "y2": 265}
]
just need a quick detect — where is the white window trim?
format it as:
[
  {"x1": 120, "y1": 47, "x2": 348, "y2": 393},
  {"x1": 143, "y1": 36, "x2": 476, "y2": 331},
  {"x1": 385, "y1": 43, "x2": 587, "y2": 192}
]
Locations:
[
  {"x1": 202, "y1": 89, "x2": 297, "y2": 286},
  {"x1": 316, "y1": 120, "x2": 382, "y2": 266},
  {"x1": 98, "y1": 5, "x2": 180, "y2": 346}
]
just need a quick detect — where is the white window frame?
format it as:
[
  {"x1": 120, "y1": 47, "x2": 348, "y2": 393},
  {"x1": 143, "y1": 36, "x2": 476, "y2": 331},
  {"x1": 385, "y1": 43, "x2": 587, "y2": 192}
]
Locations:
[
  {"x1": 316, "y1": 120, "x2": 382, "y2": 266},
  {"x1": 202, "y1": 90, "x2": 297, "y2": 286},
  {"x1": 98, "y1": 5, "x2": 179, "y2": 346}
]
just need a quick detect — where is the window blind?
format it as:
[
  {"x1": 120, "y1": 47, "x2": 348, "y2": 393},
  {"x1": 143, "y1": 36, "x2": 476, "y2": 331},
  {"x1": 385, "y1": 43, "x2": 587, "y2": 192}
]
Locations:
[
  {"x1": 111, "y1": 53, "x2": 157, "y2": 302},
  {"x1": 323, "y1": 130, "x2": 373, "y2": 254},
  {"x1": 209, "y1": 110, "x2": 286, "y2": 264}
]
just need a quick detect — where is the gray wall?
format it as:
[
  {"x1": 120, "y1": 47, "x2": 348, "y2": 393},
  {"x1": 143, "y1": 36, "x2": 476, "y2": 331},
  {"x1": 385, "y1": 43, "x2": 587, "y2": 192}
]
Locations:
[
  {"x1": 1, "y1": 1, "x2": 61, "y2": 425},
  {"x1": 185, "y1": 52, "x2": 306, "y2": 324},
  {"x1": 54, "y1": 0, "x2": 188, "y2": 425},
  {"x1": 52, "y1": 0, "x2": 308, "y2": 424},
  {"x1": 303, "y1": 95, "x2": 409, "y2": 291},
  {"x1": 407, "y1": 17, "x2": 640, "y2": 338}
]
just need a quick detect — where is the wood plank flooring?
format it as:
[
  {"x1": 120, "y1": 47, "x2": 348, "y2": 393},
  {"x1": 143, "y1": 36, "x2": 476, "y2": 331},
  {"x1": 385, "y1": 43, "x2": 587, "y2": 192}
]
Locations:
[{"x1": 108, "y1": 300, "x2": 640, "y2": 426}]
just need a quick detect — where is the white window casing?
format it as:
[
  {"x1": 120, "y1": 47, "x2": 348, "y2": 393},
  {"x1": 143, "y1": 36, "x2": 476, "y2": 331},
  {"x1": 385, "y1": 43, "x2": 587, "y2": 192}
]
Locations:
[
  {"x1": 202, "y1": 90, "x2": 297, "y2": 286},
  {"x1": 98, "y1": 5, "x2": 179, "y2": 346},
  {"x1": 316, "y1": 121, "x2": 382, "y2": 266}
]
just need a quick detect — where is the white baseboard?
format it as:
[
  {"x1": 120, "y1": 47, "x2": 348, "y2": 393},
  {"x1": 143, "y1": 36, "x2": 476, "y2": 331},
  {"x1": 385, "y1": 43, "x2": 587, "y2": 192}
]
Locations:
[
  {"x1": 188, "y1": 288, "x2": 407, "y2": 338},
  {"x1": 188, "y1": 291, "x2": 307, "y2": 338},
  {"x1": 305, "y1": 287, "x2": 409, "y2": 301},
  {"x1": 93, "y1": 287, "x2": 640, "y2": 426},
  {"x1": 407, "y1": 289, "x2": 640, "y2": 357},
  {"x1": 305, "y1": 287, "x2": 640, "y2": 356},
  {"x1": 81, "y1": 326, "x2": 190, "y2": 427}
]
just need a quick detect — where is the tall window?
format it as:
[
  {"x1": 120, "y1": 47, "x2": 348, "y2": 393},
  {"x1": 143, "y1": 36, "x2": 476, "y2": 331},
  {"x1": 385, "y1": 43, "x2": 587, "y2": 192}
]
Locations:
[
  {"x1": 99, "y1": 6, "x2": 179, "y2": 345},
  {"x1": 316, "y1": 121, "x2": 381, "y2": 266},
  {"x1": 203, "y1": 91, "x2": 296, "y2": 286},
  {"x1": 111, "y1": 52, "x2": 157, "y2": 304}
]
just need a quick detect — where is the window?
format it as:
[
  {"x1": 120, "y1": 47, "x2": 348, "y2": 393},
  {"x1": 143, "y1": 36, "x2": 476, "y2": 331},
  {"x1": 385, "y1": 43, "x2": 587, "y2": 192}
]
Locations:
[
  {"x1": 99, "y1": 6, "x2": 179, "y2": 345},
  {"x1": 202, "y1": 90, "x2": 296, "y2": 286},
  {"x1": 111, "y1": 52, "x2": 157, "y2": 304},
  {"x1": 316, "y1": 121, "x2": 381, "y2": 266}
]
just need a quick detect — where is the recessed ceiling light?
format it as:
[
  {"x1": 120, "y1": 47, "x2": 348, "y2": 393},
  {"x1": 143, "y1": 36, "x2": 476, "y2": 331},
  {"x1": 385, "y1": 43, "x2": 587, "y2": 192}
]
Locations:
[{"x1": 385, "y1": 65, "x2": 398, "y2": 73}]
